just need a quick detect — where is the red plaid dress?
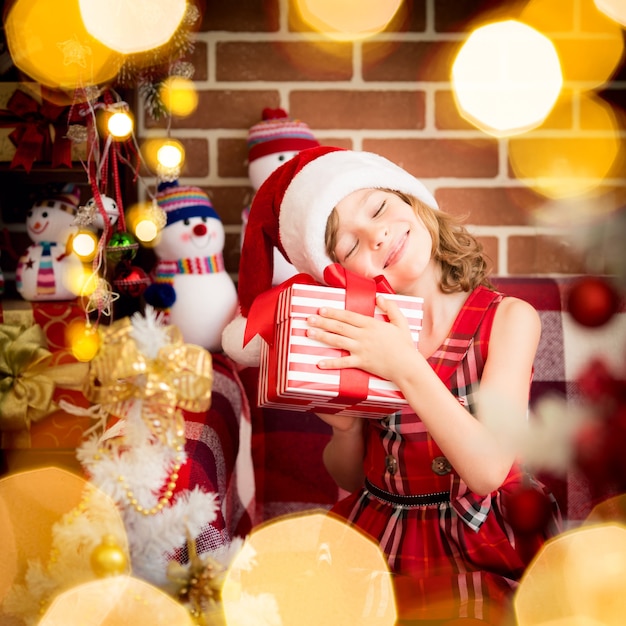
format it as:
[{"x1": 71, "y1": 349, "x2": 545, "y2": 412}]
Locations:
[{"x1": 331, "y1": 286, "x2": 562, "y2": 624}]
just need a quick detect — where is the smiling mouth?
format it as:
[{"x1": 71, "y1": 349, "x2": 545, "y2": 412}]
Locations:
[{"x1": 384, "y1": 231, "x2": 408, "y2": 268}]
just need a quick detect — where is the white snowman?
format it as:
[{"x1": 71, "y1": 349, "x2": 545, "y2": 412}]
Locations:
[
  {"x1": 144, "y1": 181, "x2": 237, "y2": 352},
  {"x1": 242, "y1": 108, "x2": 320, "y2": 285},
  {"x1": 16, "y1": 184, "x2": 84, "y2": 301}
]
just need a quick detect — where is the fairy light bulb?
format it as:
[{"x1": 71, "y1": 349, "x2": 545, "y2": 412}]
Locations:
[
  {"x1": 157, "y1": 140, "x2": 184, "y2": 169},
  {"x1": 107, "y1": 110, "x2": 133, "y2": 139},
  {"x1": 72, "y1": 230, "x2": 99, "y2": 261},
  {"x1": 135, "y1": 219, "x2": 159, "y2": 243},
  {"x1": 66, "y1": 319, "x2": 101, "y2": 362}
]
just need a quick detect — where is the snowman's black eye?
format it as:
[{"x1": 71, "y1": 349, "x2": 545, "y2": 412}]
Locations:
[
  {"x1": 184, "y1": 218, "x2": 190, "y2": 226},
  {"x1": 201, "y1": 216, "x2": 207, "y2": 223},
  {"x1": 27, "y1": 210, "x2": 33, "y2": 218},
  {"x1": 42, "y1": 211, "x2": 48, "y2": 218},
  {"x1": 278, "y1": 155, "x2": 286, "y2": 162}
]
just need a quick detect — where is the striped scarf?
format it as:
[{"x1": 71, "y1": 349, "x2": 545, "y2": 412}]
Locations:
[
  {"x1": 154, "y1": 254, "x2": 225, "y2": 282},
  {"x1": 37, "y1": 242, "x2": 57, "y2": 295}
]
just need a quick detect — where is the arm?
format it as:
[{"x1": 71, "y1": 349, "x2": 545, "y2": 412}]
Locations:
[
  {"x1": 315, "y1": 413, "x2": 366, "y2": 492},
  {"x1": 307, "y1": 295, "x2": 540, "y2": 496}
]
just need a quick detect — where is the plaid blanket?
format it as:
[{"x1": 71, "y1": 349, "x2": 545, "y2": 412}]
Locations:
[{"x1": 179, "y1": 353, "x2": 254, "y2": 539}]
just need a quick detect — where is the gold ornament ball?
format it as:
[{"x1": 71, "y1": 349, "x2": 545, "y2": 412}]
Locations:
[{"x1": 90, "y1": 534, "x2": 128, "y2": 577}]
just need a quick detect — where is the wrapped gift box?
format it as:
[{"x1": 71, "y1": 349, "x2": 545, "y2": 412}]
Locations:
[
  {"x1": 0, "y1": 82, "x2": 86, "y2": 169},
  {"x1": 0, "y1": 300, "x2": 92, "y2": 474},
  {"x1": 259, "y1": 282, "x2": 424, "y2": 418}
]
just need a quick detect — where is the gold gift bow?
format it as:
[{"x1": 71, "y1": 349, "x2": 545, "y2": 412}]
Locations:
[
  {"x1": 85, "y1": 317, "x2": 213, "y2": 439},
  {"x1": 0, "y1": 322, "x2": 89, "y2": 432}
]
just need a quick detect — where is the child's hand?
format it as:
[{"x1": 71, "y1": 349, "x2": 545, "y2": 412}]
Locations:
[{"x1": 306, "y1": 295, "x2": 418, "y2": 382}]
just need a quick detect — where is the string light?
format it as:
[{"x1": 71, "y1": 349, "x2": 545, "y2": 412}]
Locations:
[
  {"x1": 71, "y1": 230, "x2": 99, "y2": 261},
  {"x1": 107, "y1": 110, "x2": 134, "y2": 140}
]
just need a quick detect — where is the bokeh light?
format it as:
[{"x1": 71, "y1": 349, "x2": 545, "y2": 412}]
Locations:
[
  {"x1": 126, "y1": 201, "x2": 167, "y2": 245},
  {"x1": 595, "y1": 0, "x2": 626, "y2": 27},
  {"x1": 107, "y1": 110, "x2": 134, "y2": 140},
  {"x1": 78, "y1": 0, "x2": 187, "y2": 54},
  {"x1": 72, "y1": 230, "x2": 99, "y2": 261},
  {"x1": 521, "y1": 0, "x2": 624, "y2": 89},
  {"x1": 222, "y1": 511, "x2": 397, "y2": 625},
  {"x1": 451, "y1": 20, "x2": 563, "y2": 137},
  {"x1": 66, "y1": 318, "x2": 101, "y2": 362},
  {"x1": 515, "y1": 523, "x2": 626, "y2": 626},
  {"x1": 509, "y1": 93, "x2": 622, "y2": 199},
  {"x1": 39, "y1": 575, "x2": 194, "y2": 625},
  {"x1": 4, "y1": 0, "x2": 122, "y2": 90},
  {"x1": 294, "y1": 0, "x2": 403, "y2": 41},
  {"x1": 160, "y1": 76, "x2": 199, "y2": 117},
  {"x1": 157, "y1": 141, "x2": 185, "y2": 169},
  {"x1": 0, "y1": 467, "x2": 128, "y2": 625}
]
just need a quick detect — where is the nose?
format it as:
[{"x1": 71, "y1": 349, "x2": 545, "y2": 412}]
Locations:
[
  {"x1": 371, "y1": 225, "x2": 388, "y2": 250},
  {"x1": 193, "y1": 223, "x2": 207, "y2": 236}
]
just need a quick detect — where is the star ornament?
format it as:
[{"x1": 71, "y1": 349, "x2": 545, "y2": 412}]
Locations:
[
  {"x1": 85, "y1": 278, "x2": 119, "y2": 316},
  {"x1": 57, "y1": 34, "x2": 91, "y2": 68}
]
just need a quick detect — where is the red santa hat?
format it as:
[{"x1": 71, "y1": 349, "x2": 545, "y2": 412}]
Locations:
[{"x1": 222, "y1": 146, "x2": 438, "y2": 366}]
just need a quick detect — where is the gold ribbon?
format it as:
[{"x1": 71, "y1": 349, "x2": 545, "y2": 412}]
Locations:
[
  {"x1": 85, "y1": 317, "x2": 213, "y2": 439},
  {"x1": 0, "y1": 323, "x2": 89, "y2": 432}
]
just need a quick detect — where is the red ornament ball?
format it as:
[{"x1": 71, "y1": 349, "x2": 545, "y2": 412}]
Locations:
[
  {"x1": 567, "y1": 276, "x2": 621, "y2": 328},
  {"x1": 113, "y1": 265, "x2": 150, "y2": 297},
  {"x1": 506, "y1": 486, "x2": 553, "y2": 535}
]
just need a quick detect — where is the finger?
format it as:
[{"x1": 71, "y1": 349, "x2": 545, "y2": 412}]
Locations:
[{"x1": 376, "y1": 295, "x2": 409, "y2": 328}]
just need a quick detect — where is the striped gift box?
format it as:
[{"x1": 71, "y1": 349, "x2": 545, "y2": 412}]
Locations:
[{"x1": 258, "y1": 282, "x2": 424, "y2": 418}]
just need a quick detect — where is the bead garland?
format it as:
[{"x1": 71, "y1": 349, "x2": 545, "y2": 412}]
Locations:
[{"x1": 115, "y1": 445, "x2": 186, "y2": 516}]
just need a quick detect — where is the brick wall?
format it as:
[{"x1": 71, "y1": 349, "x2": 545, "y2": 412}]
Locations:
[{"x1": 138, "y1": 0, "x2": 626, "y2": 280}]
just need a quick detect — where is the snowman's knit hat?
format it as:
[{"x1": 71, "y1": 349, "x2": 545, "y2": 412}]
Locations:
[
  {"x1": 156, "y1": 180, "x2": 220, "y2": 226},
  {"x1": 247, "y1": 108, "x2": 319, "y2": 162},
  {"x1": 36, "y1": 184, "x2": 81, "y2": 214}
]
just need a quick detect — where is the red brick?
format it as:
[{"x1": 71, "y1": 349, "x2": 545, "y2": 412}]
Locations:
[
  {"x1": 216, "y1": 41, "x2": 352, "y2": 81},
  {"x1": 364, "y1": 41, "x2": 459, "y2": 82},
  {"x1": 144, "y1": 90, "x2": 281, "y2": 130},
  {"x1": 290, "y1": 91, "x2": 425, "y2": 129},
  {"x1": 180, "y1": 138, "x2": 209, "y2": 177},
  {"x1": 188, "y1": 41, "x2": 208, "y2": 82},
  {"x1": 288, "y1": 0, "x2": 426, "y2": 33},
  {"x1": 362, "y1": 138, "x2": 499, "y2": 178},
  {"x1": 477, "y1": 236, "x2": 498, "y2": 275},
  {"x1": 435, "y1": 90, "x2": 475, "y2": 130},
  {"x1": 436, "y1": 187, "x2": 543, "y2": 226},
  {"x1": 434, "y1": 0, "x2": 518, "y2": 33},
  {"x1": 218, "y1": 138, "x2": 249, "y2": 178},
  {"x1": 200, "y1": 0, "x2": 279, "y2": 32},
  {"x1": 508, "y1": 235, "x2": 586, "y2": 275},
  {"x1": 207, "y1": 185, "x2": 254, "y2": 226}
]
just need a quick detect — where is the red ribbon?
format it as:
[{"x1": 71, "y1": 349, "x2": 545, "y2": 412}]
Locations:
[
  {"x1": 246, "y1": 263, "x2": 394, "y2": 406},
  {"x1": 0, "y1": 88, "x2": 73, "y2": 172}
]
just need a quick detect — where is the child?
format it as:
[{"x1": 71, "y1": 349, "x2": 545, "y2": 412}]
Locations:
[{"x1": 224, "y1": 146, "x2": 562, "y2": 625}]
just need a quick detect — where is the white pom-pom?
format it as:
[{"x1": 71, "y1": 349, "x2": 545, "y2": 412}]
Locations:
[{"x1": 221, "y1": 314, "x2": 263, "y2": 368}]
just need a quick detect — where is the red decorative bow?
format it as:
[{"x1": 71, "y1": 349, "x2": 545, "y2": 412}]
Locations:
[
  {"x1": 245, "y1": 263, "x2": 394, "y2": 348},
  {"x1": 0, "y1": 88, "x2": 73, "y2": 172}
]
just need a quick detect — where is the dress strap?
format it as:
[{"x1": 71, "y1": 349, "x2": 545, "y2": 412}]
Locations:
[{"x1": 428, "y1": 286, "x2": 503, "y2": 383}]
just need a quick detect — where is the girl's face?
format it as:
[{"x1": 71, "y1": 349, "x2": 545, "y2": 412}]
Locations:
[{"x1": 332, "y1": 188, "x2": 433, "y2": 292}]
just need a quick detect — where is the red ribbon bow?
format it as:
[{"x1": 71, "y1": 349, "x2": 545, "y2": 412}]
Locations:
[
  {"x1": 245, "y1": 263, "x2": 395, "y2": 407},
  {"x1": 0, "y1": 88, "x2": 73, "y2": 172}
]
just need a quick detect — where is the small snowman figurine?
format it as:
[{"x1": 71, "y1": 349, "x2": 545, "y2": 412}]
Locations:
[
  {"x1": 16, "y1": 184, "x2": 84, "y2": 301},
  {"x1": 242, "y1": 108, "x2": 319, "y2": 285},
  {"x1": 144, "y1": 181, "x2": 238, "y2": 352}
]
